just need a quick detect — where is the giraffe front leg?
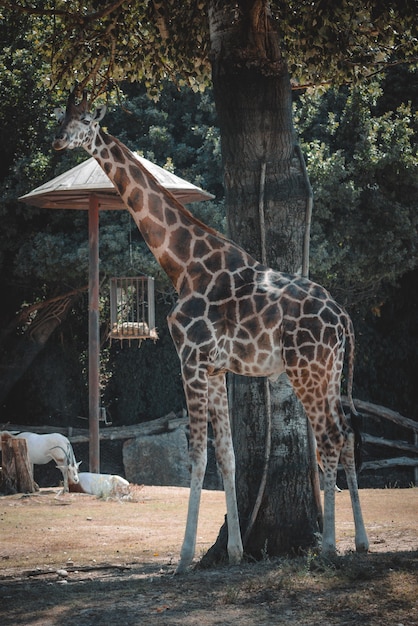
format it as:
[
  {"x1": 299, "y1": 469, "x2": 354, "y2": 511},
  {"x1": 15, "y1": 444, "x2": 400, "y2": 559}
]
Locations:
[
  {"x1": 177, "y1": 440, "x2": 207, "y2": 573},
  {"x1": 176, "y1": 374, "x2": 209, "y2": 574},
  {"x1": 209, "y1": 374, "x2": 243, "y2": 566}
]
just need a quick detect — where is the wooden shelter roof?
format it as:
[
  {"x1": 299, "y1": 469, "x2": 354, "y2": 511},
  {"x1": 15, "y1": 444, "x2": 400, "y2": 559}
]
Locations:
[{"x1": 19, "y1": 153, "x2": 214, "y2": 209}]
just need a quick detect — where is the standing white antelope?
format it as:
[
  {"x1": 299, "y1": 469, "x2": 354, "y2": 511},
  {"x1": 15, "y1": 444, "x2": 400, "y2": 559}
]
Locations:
[{"x1": 13, "y1": 432, "x2": 81, "y2": 493}]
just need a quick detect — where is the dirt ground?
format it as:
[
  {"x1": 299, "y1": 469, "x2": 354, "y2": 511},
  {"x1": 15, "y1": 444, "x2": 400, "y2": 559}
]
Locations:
[{"x1": 0, "y1": 486, "x2": 417, "y2": 625}]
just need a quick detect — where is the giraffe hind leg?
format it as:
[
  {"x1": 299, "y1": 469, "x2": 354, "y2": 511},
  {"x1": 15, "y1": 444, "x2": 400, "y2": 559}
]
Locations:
[
  {"x1": 297, "y1": 394, "x2": 341, "y2": 555},
  {"x1": 340, "y1": 430, "x2": 369, "y2": 553},
  {"x1": 318, "y1": 443, "x2": 340, "y2": 555}
]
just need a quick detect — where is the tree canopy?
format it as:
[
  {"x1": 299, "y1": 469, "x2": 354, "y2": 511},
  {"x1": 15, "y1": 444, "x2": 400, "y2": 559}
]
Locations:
[
  {"x1": 298, "y1": 77, "x2": 418, "y2": 306},
  {"x1": 2, "y1": 0, "x2": 417, "y2": 98}
]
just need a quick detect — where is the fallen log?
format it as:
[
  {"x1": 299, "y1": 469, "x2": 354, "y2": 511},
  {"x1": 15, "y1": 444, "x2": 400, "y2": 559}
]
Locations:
[
  {"x1": 1, "y1": 411, "x2": 188, "y2": 445},
  {"x1": 361, "y1": 457, "x2": 418, "y2": 470},
  {"x1": 69, "y1": 412, "x2": 188, "y2": 444},
  {"x1": 343, "y1": 397, "x2": 418, "y2": 433},
  {"x1": 362, "y1": 433, "x2": 418, "y2": 455}
]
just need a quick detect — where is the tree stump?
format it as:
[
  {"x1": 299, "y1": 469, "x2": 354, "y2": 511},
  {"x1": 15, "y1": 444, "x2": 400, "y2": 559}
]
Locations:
[{"x1": 0, "y1": 433, "x2": 38, "y2": 494}]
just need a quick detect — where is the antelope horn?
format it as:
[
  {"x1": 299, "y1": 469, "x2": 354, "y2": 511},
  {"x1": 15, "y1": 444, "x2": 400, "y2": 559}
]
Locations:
[
  {"x1": 66, "y1": 442, "x2": 76, "y2": 465},
  {"x1": 49, "y1": 443, "x2": 70, "y2": 463},
  {"x1": 50, "y1": 444, "x2": 67, "y2": 454}
]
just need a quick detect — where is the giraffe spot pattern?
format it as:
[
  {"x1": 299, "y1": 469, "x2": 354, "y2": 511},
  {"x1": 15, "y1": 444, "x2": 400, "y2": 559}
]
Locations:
[
  {"x1": 148, "y1": 193, "x2": 164, "y2": 219},
  {"x1": 141, "y1": 214, "x2": 166, "y2": 248},
  {"x1": 171, "y1": 227, "x2": 193, "y2": 263},
  {"x1": 129, "y1": 164, "x2": 147, "y2": 186},
  {"x1": 180, "y1": 296, "x2": 207, "y2": 319},
  {"x1": 127, "y1": 188, "x2": 144, "y2": 210},
  {"x1": 193, "y1": 238, "x2": 213, "y2": 259},
  {"x1": 113, "y1": 167, "x2": 130, "y2": 195},
  {"x1": 110, "y1": 144, "x2": 125, "y2": 163},
  {"x1": 164, "y1": 206, "x2": 178, "y2": 227}
]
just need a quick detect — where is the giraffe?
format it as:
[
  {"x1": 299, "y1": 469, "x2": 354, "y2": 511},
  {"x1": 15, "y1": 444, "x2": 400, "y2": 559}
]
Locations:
[{"x1": 52, "y1": 91, "x2": 369, "y2": 572}]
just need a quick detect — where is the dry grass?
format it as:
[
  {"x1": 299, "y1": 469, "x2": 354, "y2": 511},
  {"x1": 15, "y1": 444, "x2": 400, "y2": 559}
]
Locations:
[
  {"x1": 0, "y1": 485, "x2": 225, "y2": 572},
  {"x1": 0, "y1": 486, "x2": 417, "y2": 625}
]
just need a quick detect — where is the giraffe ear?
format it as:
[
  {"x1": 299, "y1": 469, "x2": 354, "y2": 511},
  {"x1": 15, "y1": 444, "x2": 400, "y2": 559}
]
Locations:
[
  {"x1": 54, "y1": 107, "x2": 65, "y2": 122},
  {"x1": 92, "y1": 105, "x2": 107, "y2": 122}
]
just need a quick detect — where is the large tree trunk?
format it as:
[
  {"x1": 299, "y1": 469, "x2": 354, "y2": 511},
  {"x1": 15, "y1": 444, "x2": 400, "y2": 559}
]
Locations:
[
  {"x1": 205, "y1": 0, "x2": 321, "y2": 563},
  {"x1": 0, "y1": 432, "x2": 38, "y2": 494}
]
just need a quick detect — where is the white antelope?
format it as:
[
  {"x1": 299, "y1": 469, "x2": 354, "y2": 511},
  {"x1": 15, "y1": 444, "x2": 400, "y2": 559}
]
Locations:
[
  {"x1": 13, "y1": 432, "x2": 81, "y2": 492},
  {"x1": 69, "y1": 471, "x2": 131, "y2": 498}
]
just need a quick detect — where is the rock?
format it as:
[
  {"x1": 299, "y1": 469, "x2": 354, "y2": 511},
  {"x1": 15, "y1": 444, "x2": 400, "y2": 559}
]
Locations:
[
  {"x1": 56, "y1": 569, "x2": 68, "y2": 578},
  {"x1": 122, "y1": 425, "x2": 223, "y2": 490},
  {"x1": 123, "y1": 427, "x2": 191, "y2": 487}
]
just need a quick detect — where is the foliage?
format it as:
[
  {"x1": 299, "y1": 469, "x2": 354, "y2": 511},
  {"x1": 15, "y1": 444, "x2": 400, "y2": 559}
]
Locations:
[
  {"x1": 109, "y1": 82, "x2": 224, "y2": 200},
  {"x1": 293, "y1": 70, "x2": 418, "y2": 417},
  {"x1": 0, "y1": 1, "x2": 416, "y2": 101},
  {"x1": 0, "y1": 4, "x2": 417, "y2": 427},
  {"x1": 295, "y1": 73, "x2": 418, "y2": 308},
  {"x1": 352, "y1": 269, "x2": 418, "y2": 419},
  {"x1": 0, "y1": 9, "x2": 225, "y2": 424},
  {"x1": 276, "y1": 0, "x2": 417, "y2": 86}
]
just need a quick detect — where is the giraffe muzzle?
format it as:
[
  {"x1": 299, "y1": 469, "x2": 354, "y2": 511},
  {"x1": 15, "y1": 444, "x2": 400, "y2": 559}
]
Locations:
[{"x1": 52, "y1": 136, "x2": 68, "y2": 151}]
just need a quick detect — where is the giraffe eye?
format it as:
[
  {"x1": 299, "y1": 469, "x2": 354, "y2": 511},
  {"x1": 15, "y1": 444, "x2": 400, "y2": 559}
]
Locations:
[{"x1": 81, "y1": 118, "x2": 90, "y2": 126}]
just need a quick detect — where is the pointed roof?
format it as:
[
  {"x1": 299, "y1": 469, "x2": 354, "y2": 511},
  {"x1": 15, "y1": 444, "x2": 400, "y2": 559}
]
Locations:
[{"x1": 19, "y1": 153, "x2": 214, "y2": 209}]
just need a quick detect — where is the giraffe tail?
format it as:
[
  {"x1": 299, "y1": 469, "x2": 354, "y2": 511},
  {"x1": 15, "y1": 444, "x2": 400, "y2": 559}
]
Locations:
[
  {"x1": 345, "y1": 315, "x2": 358, "y2": 417},
  {"x1": 350, "y1": 409, "x2": 363, "y2": 473},
  {"x1": 345, "y1": 314, "x2": 363, "y2": 472}
]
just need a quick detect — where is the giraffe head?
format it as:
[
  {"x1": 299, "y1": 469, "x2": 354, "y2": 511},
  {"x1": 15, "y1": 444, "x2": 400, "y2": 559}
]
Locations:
[{"x1": 53, "y1": 90, "x2": 106, "y2": 151}]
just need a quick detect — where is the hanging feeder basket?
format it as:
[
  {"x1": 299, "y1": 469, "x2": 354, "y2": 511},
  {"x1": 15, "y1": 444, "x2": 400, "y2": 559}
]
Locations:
[{"x1": 109, "y1": 276, "x2": 158, "y2": 345}]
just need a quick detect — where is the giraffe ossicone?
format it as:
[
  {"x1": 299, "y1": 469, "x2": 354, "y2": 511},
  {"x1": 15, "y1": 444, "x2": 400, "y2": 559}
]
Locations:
[{"x1": 53, "y1": 91, "x2": 369, "y2": 572}]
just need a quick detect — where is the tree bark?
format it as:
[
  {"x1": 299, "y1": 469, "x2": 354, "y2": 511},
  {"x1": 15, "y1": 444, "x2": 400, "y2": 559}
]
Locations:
[
  {"x1": 0, "y1": 433, "x2": 38, "y2": 494},
  {"x1": 204, "y1": 0, "x2": 321, "y2": 563}
]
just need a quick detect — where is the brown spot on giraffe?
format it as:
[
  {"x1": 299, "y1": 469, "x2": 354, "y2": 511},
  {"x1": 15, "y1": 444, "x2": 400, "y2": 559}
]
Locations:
[
  {"x1": 113, "y1": 167, "x2": 130, "y2": 193},
  {"x1": 127, "y1": 188, "x2": 143, "y2": 211}
]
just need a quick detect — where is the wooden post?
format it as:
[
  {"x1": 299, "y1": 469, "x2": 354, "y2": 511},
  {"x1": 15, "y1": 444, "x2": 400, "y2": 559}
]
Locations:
[
  {"x1": 0, "y1": 433, "x2": 38, "y2": 494},
  {"x1": 415, "y1": 433, "x2": 418, "y2": 486},
  {"x1": 88, "y1": 193, "x2": 100, "y2": 473}
]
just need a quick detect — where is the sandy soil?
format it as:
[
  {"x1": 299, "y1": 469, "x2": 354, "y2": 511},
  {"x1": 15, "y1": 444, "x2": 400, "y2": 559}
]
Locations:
[{"x1": 0, "y1": 486, "x2": 417, "y2": 625}]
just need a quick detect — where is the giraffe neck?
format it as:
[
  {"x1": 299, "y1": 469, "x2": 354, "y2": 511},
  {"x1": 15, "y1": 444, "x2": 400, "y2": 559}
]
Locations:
[{"x1": 86, "y1": 129, "x2": 248, "y2": 292}]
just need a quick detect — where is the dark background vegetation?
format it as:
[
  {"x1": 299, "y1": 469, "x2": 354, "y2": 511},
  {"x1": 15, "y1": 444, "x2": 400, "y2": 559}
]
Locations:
[{"x1": 0, "y1": 15, "x2": 417, "y2": 461}]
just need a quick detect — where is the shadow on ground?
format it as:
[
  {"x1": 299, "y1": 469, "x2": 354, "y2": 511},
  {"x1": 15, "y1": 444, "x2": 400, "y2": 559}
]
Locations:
[{"x1": 1, "y1": 551, "x2": 417, "y2": 626}]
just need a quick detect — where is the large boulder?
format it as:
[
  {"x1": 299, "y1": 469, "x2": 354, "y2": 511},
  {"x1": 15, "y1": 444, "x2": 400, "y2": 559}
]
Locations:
[
  {"x1": 123, "y1": 427, "x2": 191, "y2": 487},
  {"x1": 122, "y1": 426, "x2": 223, "y2": 490}
]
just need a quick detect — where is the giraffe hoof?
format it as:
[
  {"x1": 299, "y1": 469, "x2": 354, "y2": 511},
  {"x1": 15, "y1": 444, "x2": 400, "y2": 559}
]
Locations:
[
  {"x1": 321, "y1": 544, "x2": 337, "y2": 557},
  {"x1": 175, "y1": 562, "x2": 188, "y2": 575},
  {"x1": 228, "y1": 547, "x2": 243, "y2": 566}
]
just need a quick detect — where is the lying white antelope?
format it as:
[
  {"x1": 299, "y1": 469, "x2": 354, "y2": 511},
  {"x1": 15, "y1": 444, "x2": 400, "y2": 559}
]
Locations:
[
  {"x1": 69, "y1": 471, "x2": 131, "y2": 498},
  {"x1": 13, "y1": 432, "x2": 81, "y2": 493}
]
